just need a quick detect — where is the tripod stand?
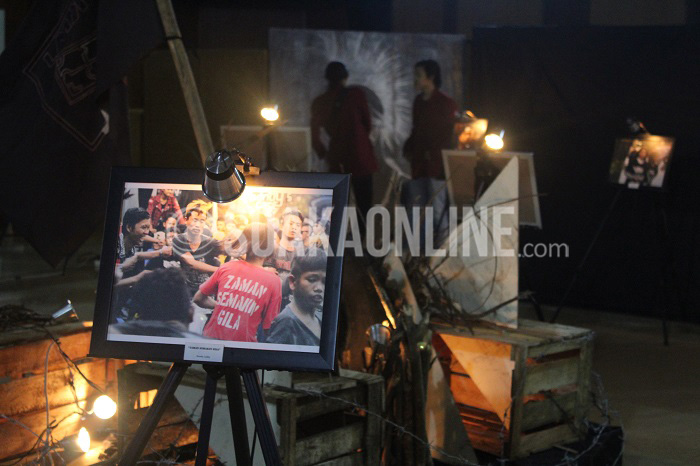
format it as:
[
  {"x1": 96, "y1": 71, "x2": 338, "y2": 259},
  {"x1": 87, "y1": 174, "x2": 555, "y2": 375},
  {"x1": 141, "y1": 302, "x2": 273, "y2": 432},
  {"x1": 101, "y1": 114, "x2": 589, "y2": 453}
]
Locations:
[
  {"x1": 550, "y1": 187, "x2": 680, "y2": 345},
  {"x1": 120, "y1": 363, "x2": 281, "y2": 465}
]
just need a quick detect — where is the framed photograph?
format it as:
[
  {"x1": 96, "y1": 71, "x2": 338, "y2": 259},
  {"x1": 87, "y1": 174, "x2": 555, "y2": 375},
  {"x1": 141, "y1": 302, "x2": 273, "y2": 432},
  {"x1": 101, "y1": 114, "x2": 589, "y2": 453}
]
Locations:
[
  {"x1": 90, "y1": 167, "x2": 350, "y2": 372},
  {"x1": 442, "y1": 150, "x2": 542, "y2": 228},
  {"x1": 609, "y1": 135, "x2": 674, "y2": 190}
]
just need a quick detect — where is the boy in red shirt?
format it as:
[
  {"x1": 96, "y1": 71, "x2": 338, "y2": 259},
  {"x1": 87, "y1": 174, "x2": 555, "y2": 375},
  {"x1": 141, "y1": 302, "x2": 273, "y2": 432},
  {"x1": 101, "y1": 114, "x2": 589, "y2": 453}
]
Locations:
[{"x1": 194, "y1": 222, "x2": 281, "y2": 342}]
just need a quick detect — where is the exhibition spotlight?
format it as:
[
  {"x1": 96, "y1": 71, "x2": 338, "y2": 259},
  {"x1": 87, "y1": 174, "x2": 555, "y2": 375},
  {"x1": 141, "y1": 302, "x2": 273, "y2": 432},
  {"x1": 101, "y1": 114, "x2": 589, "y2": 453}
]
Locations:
[
  {"x1": 77, "y1": 427, "x2": 91, "y2": 453},
  {"x1": 261, "y1": 105, "x2": 280, "y2": 123},
  {"x1": 92, "y1": 395, "x2": 117, "y2": 420},
  {"x1": 202, "y1": 149, "x2": 249, "y2": 203},
  {"x1": 626, "y1": 117, "x2": 648, "y2": 135},
  {"x1": 484, "y1": 129, "x2": 505, "y2": 151}
]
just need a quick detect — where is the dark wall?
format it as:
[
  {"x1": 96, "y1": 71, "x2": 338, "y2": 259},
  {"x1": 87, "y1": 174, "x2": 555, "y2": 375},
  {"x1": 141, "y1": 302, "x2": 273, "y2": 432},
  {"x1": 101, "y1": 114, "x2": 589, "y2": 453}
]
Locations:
[{"x1": 471, "y1": 26, "x2": 700, "y2": 322}]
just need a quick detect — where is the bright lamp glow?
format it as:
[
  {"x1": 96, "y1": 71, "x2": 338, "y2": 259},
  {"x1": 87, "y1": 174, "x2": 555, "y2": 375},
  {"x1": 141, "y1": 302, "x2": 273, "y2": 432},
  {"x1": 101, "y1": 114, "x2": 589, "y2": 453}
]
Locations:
[
  {"x1": 484, "y1": 133, "x2": 504, "y2": 151},
  {"x1": 260, "y1": 106, "x2": 279, "y2": 122},
  {"x1": 93, "y1": 395, "x2": 117, "y2": 420},
  {"x1": 77, "y1": 427, "x2": 90, "y2": 453}
]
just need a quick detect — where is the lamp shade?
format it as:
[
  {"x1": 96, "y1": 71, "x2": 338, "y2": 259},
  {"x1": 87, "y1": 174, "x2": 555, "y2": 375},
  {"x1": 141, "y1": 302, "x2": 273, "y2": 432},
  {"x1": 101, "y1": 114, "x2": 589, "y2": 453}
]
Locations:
[{"x1": 202, "y1": 150, "x2": 246, "y2": 203}]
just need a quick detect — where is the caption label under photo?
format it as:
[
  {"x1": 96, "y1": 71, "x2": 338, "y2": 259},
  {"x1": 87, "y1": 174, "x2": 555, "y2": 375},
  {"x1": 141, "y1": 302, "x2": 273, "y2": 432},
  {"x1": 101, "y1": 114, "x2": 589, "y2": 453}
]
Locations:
[{"x1": 184, "y1": 342, "x2": 224, "y2": 363}]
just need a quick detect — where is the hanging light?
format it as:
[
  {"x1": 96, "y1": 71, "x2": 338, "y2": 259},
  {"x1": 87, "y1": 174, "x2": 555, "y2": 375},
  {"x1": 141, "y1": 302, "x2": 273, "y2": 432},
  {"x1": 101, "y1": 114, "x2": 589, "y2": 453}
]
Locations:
[
  {"x1": 93, "y1": 395, "x2": 117, "y2": 420},
  {"x1": 77, "y1": 427, "x2": 91, "y2": 453},
  {"x1": 202, "y1": 149, "x2": 247, "y2": 203},
  {"x1": 261, "y1": 105, "x2": 279, "y2": 123},
  {"x1": 484, "y1": 130, "x2": 505, "y2": 151}
]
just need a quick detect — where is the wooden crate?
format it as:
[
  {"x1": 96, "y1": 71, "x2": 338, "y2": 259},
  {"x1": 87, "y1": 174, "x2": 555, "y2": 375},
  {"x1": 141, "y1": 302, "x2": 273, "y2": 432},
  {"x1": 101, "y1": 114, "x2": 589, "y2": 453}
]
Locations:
[
  {"x1": 432, "y1": 319, "x2": 594, "y2": 459},
  {"x1": 267, "y1": 370, "x2": 384, "y2": 466},
  {"x1": 0, "y1": 322, "x2": 122, "y2": 461},
  {"x1": 119, "y1": 364, "x2": 384, "y2": 466}
]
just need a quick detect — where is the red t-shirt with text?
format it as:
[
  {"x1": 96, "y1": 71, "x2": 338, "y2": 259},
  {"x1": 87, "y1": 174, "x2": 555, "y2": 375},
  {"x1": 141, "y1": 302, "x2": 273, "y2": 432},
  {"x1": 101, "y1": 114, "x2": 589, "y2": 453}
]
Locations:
[{"x1": 201, "y1": 261, "x2": 282, "y2": 342}]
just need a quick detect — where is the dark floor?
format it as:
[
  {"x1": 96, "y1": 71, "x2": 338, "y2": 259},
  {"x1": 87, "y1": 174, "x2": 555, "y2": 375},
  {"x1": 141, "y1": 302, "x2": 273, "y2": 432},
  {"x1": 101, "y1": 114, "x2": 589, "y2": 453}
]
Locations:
[{"x1": 2, "y1": 232, "x2": 699, "y2": 465}]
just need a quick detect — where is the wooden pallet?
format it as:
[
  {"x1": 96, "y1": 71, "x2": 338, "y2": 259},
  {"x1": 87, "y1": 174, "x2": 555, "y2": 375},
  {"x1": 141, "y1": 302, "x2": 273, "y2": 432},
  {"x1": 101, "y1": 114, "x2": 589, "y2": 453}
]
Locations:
[
  {"x1": 0, "y1": 322, "x2": 122, "y2": 461},
  {"x1": 433, "y1": 318, "x2": 594, "y2": 459}
]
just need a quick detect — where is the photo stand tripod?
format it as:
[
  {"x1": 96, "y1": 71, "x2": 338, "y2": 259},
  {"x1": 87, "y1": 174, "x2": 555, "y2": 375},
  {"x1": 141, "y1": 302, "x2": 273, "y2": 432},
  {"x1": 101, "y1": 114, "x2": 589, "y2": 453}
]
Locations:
[
  {"x1": 550, "y1": 186, "x2": 680, "y2": 346},
  {"x1": 120, "y1": 362, "x2": 281, "y2": 465}
]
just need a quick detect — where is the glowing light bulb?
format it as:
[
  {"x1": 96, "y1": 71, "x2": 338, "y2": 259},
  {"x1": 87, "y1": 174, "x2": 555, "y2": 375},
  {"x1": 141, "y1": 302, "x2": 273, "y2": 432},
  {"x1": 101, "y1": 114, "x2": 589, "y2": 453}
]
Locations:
[
  {"x1": 260, "y1": 106, "x2": 279, "y2": 122},
  {"x1": 93, "y1": 395, "x2": 117, "y2": 420},
  {"x1": 484, "y1": 133, "x2": 504, "y2": 151},
  {"x1": 77, "y1": 427, "x2": 90, "y2": 453}
]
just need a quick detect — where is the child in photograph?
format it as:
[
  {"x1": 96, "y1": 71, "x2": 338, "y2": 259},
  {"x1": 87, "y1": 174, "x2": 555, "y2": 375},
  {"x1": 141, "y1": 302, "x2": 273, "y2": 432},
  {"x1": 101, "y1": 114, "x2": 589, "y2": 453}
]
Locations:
[
  {"x1": 266, "y1": 208, "x2": 307, "y2": 305},
  {"x1": 266, "y1": 248, "x2": 327, "y2": 346},
  {"x1": 194, "y1": 222, "x2": 282, "y2": 343}
]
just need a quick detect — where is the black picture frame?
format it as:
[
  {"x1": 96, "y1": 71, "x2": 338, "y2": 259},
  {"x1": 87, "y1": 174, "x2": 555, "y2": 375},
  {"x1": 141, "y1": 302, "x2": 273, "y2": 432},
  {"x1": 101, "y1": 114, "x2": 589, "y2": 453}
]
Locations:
[{"x1": 89, "y1": 167, "x2": 350, "y2": 372}]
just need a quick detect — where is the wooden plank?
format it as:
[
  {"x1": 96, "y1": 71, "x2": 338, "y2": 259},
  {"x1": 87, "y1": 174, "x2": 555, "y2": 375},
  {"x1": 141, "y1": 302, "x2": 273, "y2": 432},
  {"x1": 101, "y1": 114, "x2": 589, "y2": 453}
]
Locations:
[
  {"x1": 523, "y1": 358, "x2": 579, "y2": 395},
  {"x1": 0, "y1": 322, "x2": 91, "y2": 348},
  {"x1": 155, "y1": 0, "x2": 213, "y2": 164},
  {"x1": 515, "y1": 424, "x2": 579, "y2": 458},
  {"x1": 0, "y1": 360, "x2": 107, "y2": 417},
  {"x1": 517, "y1": 319, "x2": 591, "y2": 339},
  {"x1": 315, "y1": 451, "x2": 364, "y2": 466},
  {"x1": 364, "y1": 373, "x2": 383, "y2": 466},
  {"x1": 276, "y1": 394, "x2": 298, "y2": 466},
  {"x1": 434, "y1": 324, "x2": 541, "y2": 347},
  {"x1": 0, "y1": 402, "x2": 86, "y2": 460},
  {"x1": 297, "y1": 386, "x2": 367, "y2": 422},
  {"x1": 521, "y1": 392, "x2": 577, "y2": 432},
  {"x1": 296, "y1": 423, "x2": 364, "y2": 466},
  {"x1": 575, "y1": 338, "x2": 594, "y2": 429},
  {"x1": 506, "y1": 345, "x2": 527, "y2": 458},
  {"x1": 0, "y1": 327, "x2": 92, "y2": 380},
  {"x1": 526, "y1": 338, "x2": 589, "y2": 359}
]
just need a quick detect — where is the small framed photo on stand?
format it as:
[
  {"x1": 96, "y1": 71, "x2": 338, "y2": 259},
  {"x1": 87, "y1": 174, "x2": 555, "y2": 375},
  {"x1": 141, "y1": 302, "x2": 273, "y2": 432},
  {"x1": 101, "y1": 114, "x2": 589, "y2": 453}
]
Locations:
[{"x1": 609, "y1": 135, "x2": 675, "y2": 190}]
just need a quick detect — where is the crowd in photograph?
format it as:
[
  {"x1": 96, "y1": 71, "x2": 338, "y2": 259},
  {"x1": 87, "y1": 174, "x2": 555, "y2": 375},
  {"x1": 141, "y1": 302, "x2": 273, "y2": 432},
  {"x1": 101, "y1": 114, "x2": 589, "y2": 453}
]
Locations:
[{"x1": 110, "y1": 188, "x2": 331, "y2": 347}]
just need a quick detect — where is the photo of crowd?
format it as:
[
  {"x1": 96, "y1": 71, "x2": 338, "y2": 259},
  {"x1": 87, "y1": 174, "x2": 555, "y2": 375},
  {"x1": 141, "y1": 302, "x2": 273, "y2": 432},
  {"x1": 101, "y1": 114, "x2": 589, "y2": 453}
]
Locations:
[{"x1": 107, "y1": 182, "x2": 333, "y2": 352}]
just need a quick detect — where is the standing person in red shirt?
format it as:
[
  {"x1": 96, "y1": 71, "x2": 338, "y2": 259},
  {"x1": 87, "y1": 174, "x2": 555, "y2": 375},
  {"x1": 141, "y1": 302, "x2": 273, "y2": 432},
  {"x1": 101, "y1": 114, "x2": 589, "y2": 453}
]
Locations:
[
  {"x1": 402, "y1": 59, "x2": 457, "y2": 250},
  {"x1": 194, "y1": 222, "x2": 282, "y2": 343},
  {"x1": 311, "y1": 61, "x2": 378, "y2": 222}
]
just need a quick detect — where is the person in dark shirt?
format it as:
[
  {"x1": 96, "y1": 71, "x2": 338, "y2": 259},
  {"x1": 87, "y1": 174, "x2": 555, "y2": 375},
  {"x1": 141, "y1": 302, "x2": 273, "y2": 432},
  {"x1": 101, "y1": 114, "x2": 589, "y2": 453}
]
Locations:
[
  {"x1": 403, "y1": 59, "x2": 457, "y2": 180},
  {"x1": 402, "y1": 59, "x2": 457, "y2": 250},
  {"x1": 110, "y1": 268, "x2": 201, "y2": 338},
  {"x1": 267, "y1": 248, "x2": 327, "y2": 346},
  {"x1": 311, "y1": 61, "x2": 378, "y2": 221},
  {"x1": 171, "y1": 204, "x2": 220, "y2": 297}
]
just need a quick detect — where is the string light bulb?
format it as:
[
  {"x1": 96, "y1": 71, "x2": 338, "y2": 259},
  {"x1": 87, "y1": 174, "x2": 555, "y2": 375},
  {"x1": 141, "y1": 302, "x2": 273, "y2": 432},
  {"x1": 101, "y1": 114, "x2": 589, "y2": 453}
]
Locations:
[
  {"x1": 77, "y1": 427, "x2": 91, "y2": 453},
  {"x1": 93, "y1": 395, "x2": 117, "y2": 420}
]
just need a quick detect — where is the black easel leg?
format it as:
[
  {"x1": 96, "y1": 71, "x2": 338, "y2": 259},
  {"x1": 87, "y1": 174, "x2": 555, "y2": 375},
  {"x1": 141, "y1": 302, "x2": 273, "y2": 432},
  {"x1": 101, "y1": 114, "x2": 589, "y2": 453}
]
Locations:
[
  {"x1": 121, "y1": 362, "x2": 190, "y2": 465},
  {"x1": 226, "y1": 367, "x2": 252, "y2": 466},
  {"x1": 551, "y1": 189, "x2": 623, "y2": 323},
  {"x1": 195, "y1": 365, "x2": 222, "y2": 466},
  {"x1": 241, "y1": 370, "x2": 282, "y2": 465}
]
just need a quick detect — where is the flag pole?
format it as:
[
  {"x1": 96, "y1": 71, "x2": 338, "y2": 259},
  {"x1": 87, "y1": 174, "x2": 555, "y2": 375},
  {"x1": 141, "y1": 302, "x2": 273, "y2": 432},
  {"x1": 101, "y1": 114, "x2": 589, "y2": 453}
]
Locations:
[{"x1": 155, "y1": 0, "x2": 213, "y2": 165}]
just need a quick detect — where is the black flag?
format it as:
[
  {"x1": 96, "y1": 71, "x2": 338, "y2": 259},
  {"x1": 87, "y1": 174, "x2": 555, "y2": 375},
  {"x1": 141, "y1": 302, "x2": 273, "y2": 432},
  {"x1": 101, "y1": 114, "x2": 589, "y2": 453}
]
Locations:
[{"x1": 0, "y1": 0, "x2": 163, "y2": 266}]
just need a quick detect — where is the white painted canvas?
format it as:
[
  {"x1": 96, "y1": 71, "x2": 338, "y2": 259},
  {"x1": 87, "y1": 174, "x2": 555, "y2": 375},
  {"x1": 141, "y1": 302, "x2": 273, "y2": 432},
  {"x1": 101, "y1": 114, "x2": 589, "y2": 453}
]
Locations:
[{"x1": 430, "y1": 157, "x2": 519, "y2": 328}]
